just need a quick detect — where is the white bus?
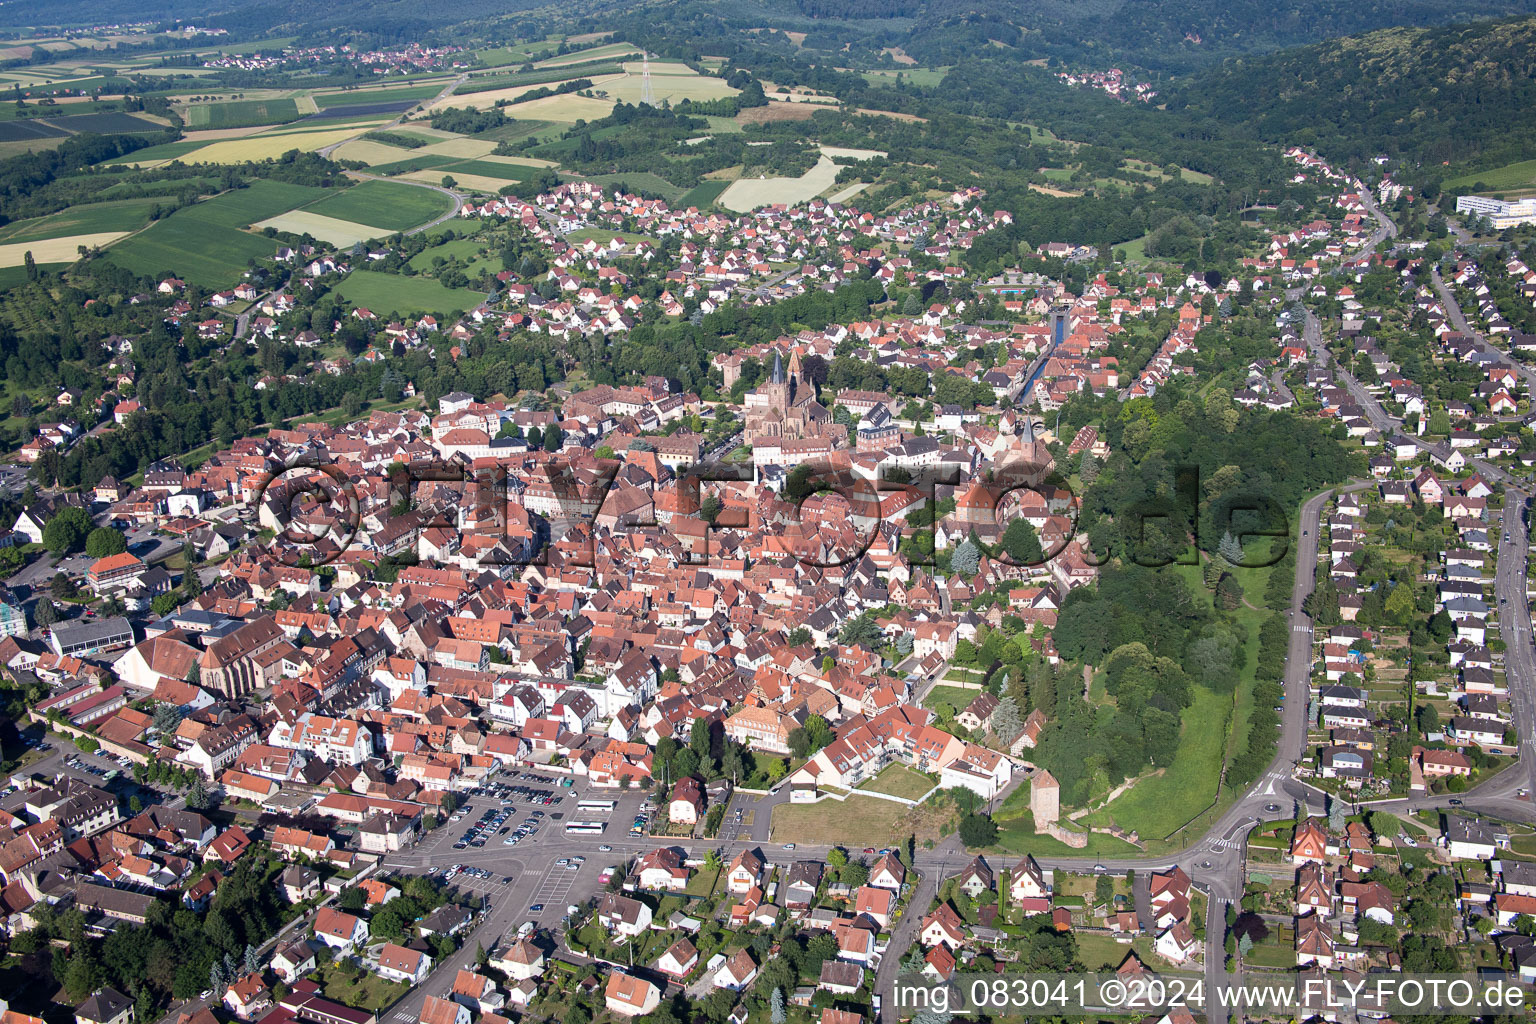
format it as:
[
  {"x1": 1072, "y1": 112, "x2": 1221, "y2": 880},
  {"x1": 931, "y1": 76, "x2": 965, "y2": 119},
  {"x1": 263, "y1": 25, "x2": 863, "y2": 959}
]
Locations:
[
  {"x1": 576, "y1": 799, "x2": 617, "y2": 815},
  {"x1": 565, "y1": 821, "x2": 606, "y2": 835}
]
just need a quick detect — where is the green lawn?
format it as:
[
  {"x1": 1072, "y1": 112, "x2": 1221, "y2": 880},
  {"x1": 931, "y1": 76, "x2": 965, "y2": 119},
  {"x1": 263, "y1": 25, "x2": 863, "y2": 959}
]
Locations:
[
  {"x1": 922, "y1": 684, "x2": 981, "y2": 715},
  {"x1": 1075, "y1": 685, "x2": 1230, "y2": 840},
  {"x1": 0, "y1": 197, "x2": 159, "y2": 243},
  {"x1": 990, "y1": 796, "x2": 1143, "y2": 859},
  {"x1": 407, "y1": 237, "x2": 490, "y2": 271},
  {"x1": 316, "y1": 962, "x2": 412, "y2": 1012},
  {"x1": 857, "y1": 763, "x2": 936, "y2": 801},
  {"x1": 305, "y1": 179, "x2": 454, "y2": 232},
  {"x1": 334, "y1": 269, "x2": 485, "y2": 318},
  {"x1": 104, "y1": 178, "x2": 335, "y2": 286}
]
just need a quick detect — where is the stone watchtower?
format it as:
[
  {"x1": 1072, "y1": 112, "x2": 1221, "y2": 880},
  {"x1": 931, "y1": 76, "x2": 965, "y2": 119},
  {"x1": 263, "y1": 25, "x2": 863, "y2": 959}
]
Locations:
[{"x1": 1029, "y1": 768, "x2": 1060, "y2": 829}]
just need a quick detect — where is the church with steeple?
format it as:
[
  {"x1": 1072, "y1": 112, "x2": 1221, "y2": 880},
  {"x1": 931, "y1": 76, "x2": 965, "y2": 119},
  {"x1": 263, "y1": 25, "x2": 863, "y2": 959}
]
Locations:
[{"x1": 743, "y1": 347, "x2": 842, "y2": 443}]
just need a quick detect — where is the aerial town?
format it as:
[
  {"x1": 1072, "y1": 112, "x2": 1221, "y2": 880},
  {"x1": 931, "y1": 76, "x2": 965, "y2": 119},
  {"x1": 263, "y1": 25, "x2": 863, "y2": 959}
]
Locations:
[{"x1": 2, "y1": 4, "x2": 1536, "y2": 1024}]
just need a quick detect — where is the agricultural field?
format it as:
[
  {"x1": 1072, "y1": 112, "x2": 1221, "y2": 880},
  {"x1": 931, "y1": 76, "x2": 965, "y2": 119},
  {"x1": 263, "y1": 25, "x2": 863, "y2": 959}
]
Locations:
[
  {"x1": 435, "y1": 159, "x2": 537, "y2": 181},
  {"x1": 303, "y1": 180, "x2": 454, "y2": 232},
  {"x1": 0, "y1": 233, "x2": 130, "y2": 268},
  {"x1": 718, "y1": 154, "x2": 842, "y2": 212},
  {"x1": 314, "y1": 83, "x2": 451, "y2": 109},
  {"x1": 535, "y1": 42, "x2": 641, "y2": 67},
  {"x1": 1447, "y1": 158, "x2": 1536, "y2": 196},
  {"x1": 599, "y1": 63, "x2": 738, "y2": 106},
  {"x1": 251, "y1": 211, "x2": 391, "y2": 248},
  {"x1": 0, "y1": 198, "x2": 159, "y2": 244},
  {"x1": 676, "y1": 180, "x2": 729, "y2": 209},
  {"x1": 172, "y1": 126, "x2": 380, "y2": 164},
  {"x1": 503, "y1": 93, "x2": 617, "y2": 123},
  {"x1": 333, "y1": 269, "x2": 485, "y2": 318},
  {"x1": 184, "y1": 97, "x2": 305, "y2": 129},
  {"x1": 103, "y1": 179, "x2": 335, "y2": 286}
]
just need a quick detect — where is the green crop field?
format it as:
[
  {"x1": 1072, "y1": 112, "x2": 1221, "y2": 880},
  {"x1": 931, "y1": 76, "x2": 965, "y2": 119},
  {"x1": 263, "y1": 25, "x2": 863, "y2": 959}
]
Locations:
[
  {"x1": 304, "y1": 180, "x2": 454, "y2": 232},
  {"x1": 677, "y1": 180, "x2": 729, "y2": 209},
  {"x1": 185, "y1": 98, "x2": 303, "y2": 129},
  {"x1": 333, "y1": 269, "x2": 485, "y2": 318},
  {"x1": 314, "y1": 84, "x2": 449, "y2": 108},
  {"x1": 104, "y1": 179, "x2": 335, "y2": 286},
  {"x1": 1447, "y1": 158, "x2": 1536, "y2": 194},
  {"x1": 576, "y1": 171, "x2": 686, "y2": 203},
  {"x1": 99, "y1": 139, "x2": 208, "y2": 164},
  {"x1": 0, "y1": 198, "x2": 159, "y2": 244},
  {"x1": 439, "y1": 159, "x2": 536, "y2": 182},
  {"x1": 369, "y1": 155, "x2": 458, "y2": 176}
]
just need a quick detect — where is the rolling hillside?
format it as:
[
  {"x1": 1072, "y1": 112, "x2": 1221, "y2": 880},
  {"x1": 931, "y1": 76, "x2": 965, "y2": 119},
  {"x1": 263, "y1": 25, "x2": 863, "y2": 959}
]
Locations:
[{"x1": 1168, "y1": 15, "x2": 1536, "y2": 171}]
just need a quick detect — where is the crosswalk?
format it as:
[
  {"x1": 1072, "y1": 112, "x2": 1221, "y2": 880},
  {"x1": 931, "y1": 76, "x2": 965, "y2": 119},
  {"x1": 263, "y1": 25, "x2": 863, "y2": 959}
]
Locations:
[
  {"x1": 391, "y1": 1010, "x2": 415, "y2": 1022},
  {"x1": 1208, "y1": 837, "x2": 1243, "y2": 851}
]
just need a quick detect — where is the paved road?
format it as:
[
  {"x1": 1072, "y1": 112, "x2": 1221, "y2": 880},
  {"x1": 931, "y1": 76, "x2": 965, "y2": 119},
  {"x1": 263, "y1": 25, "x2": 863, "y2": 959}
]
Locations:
[{"x1": 1430, "y1": 264, "x2": 1536, "y2": 392}]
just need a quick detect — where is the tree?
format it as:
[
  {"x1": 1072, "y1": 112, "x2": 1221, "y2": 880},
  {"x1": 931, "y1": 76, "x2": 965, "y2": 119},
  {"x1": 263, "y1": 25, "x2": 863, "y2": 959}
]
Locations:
[
  {"x1": 43, "y1": 506, "x2": 90, "y2": 555},
  {"x1": 50, "y1": 572, "x2": 77, "y2": 600},
  {"x1": 958, "y1": 813, "x2": 997, "y2": 848},
  {"x1": 1001, "y1": 518, "x2": 1044, "y2": 565},
  {"x1": 991, "y1": 695, "x2": 1022, "y2": 742},
  {"x1": 33, "y1": 599, "x2": 57, "y2": 627},
  {"x1": 770, "y1": 987, "x2": 786, "y2": 1024},
  {"x1": 1218, "y1": 530, "x2": 1245, "y2": 566},
  {"x1": 700, "y1": 493, "x2": 722, "y2": 524},
  {"x1": 827, "y1": 847, "x2": 848, "y2": 870},
  {"x1": 690, "y1": 716, "x2": 711, "y2": 761},
  {"x1": 1327, "y1": 795, "x2": 1347, "y2": 832},
  {"x1": 85, "y1": 527, "x2": 128, "y2": 558},
  {"x1": 1238, "y1": 933, "x2": 1254, "y2": 956},
  {"x1": 542, "y1": 423, "x2": 562, "y2": 452},
  {"x1": 951, "y1": 537, "x2": 980, "y2": 577},
  {"x1": 185, "y1": 773, "x2": 209, "y2": 811},
  {"x1": 1215, "y1": 573, "x2": 1244, "y2": 611}
]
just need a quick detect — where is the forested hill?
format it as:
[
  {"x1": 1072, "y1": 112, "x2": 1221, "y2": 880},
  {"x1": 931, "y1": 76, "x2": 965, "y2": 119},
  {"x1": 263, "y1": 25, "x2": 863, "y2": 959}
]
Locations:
[
  {"x1": 1166, "y1": 16, "x2": 1536, "y2": 173},
  {"x1": 757, "y1": 0, "x2": 1536, "y2": 69}
]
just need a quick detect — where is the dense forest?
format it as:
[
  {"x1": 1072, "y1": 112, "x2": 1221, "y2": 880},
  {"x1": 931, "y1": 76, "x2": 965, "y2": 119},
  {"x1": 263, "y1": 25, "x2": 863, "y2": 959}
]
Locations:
[{"x1": 1170, "y1": 15, "x2": 1536, "y2": 177}]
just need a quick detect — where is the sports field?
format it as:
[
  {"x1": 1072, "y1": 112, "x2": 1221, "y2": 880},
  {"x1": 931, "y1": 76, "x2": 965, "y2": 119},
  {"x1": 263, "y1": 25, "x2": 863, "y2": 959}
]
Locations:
[
  {"x1": 304, "y1": 180, "x2": 454, "y2": 232},
  {"x1": 105, "y1": 179, "x2": 334, "y2": 286},
  {"x1": 333, "y1": 269, "x2": 485, "y2": 317}
]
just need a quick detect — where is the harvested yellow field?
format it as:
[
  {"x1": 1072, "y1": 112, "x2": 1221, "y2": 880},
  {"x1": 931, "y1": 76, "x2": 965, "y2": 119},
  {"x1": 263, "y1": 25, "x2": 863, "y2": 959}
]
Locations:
[
  {"x1": 719, "y1": 154, "x2": 841, "y2": 213},
  {"x1": 828, "y1": 182, "x2": 869, "y2": 204},
  {"x1": 603, "y1": 67, "x2": 736, "y2": 105},
  {"x1": 252, "y1": 211, "x2": 391, "y2": 247},
  {"x1": 535, "y1": 42, "x2": 639, "y2": 67},
  {"x1": 179, "y1": 128, "x2": 367, "y2": 164},
  {"x1": 481, "y1": 154, "x2": 558, "y2": 169},
  {"x1": 403, "y1": 170, "x2": 509, "y2": 193},
  {"x1": 332, "y1": 139, "x2": 419, "y2": 165},
  {"x1": 504, "y1": 93, "x2": 614, "y2": 122},
  {"x1": 416, "y1": 137, "x2": 500, "y2": 159},
  {"x1": 432, "y1": 74, "x2": 626, "y2": 112},
  {"x1": 0, "y1": 232, "x2": 129, "y2": 267},
  {"x1": 822, "y1": 145, "x2": 886, "y2": 160}
]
